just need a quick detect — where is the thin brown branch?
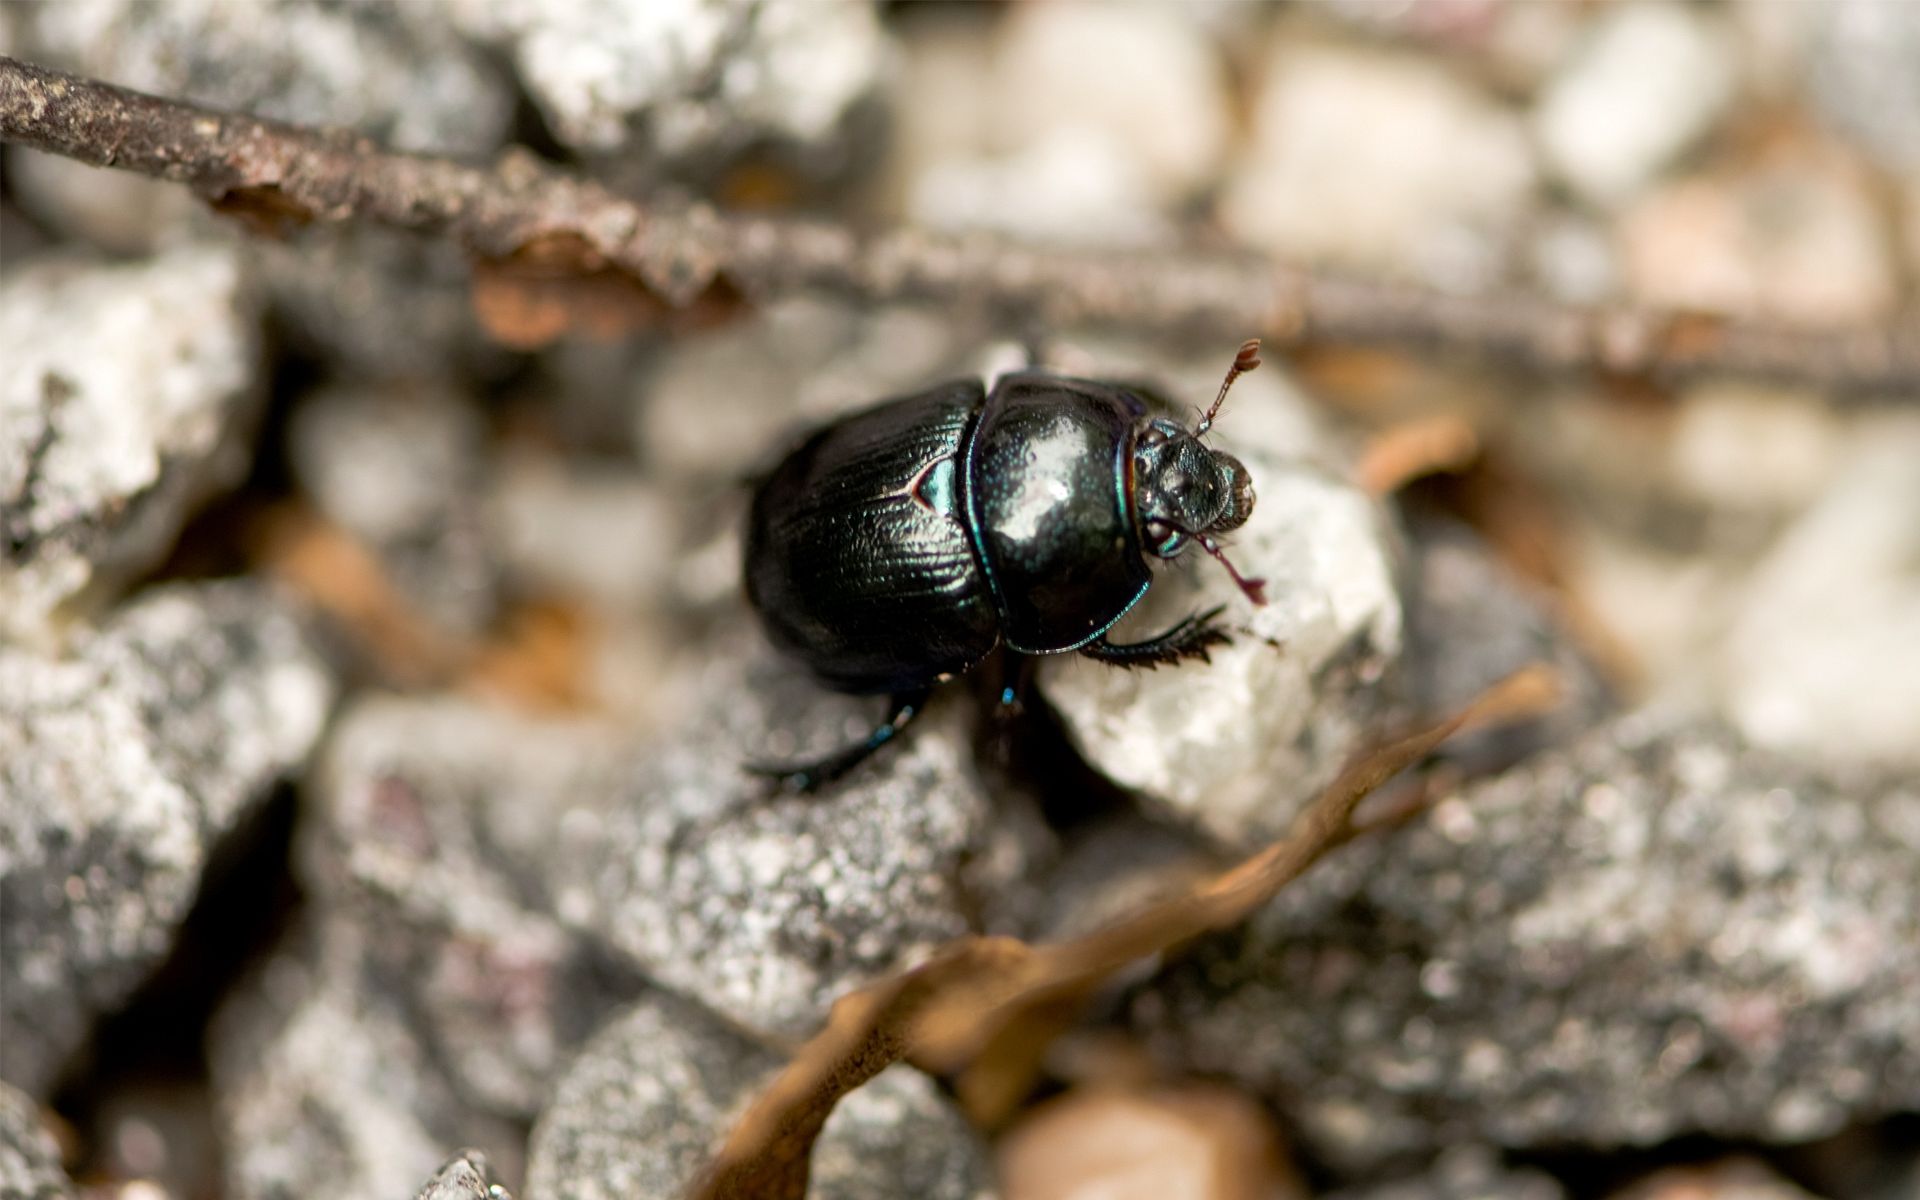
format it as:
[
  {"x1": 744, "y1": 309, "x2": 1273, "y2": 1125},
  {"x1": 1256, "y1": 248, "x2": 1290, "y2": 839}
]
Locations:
[{"x1": 4, "y1": 54, "x2": 1917, "y2": 393}]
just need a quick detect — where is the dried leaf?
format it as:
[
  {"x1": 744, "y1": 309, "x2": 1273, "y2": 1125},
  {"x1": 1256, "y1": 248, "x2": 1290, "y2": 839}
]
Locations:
[
  {"x1": 252, "y1": 505, "x2": 463, "y2": 685},
  {"x1": 686, "y1": 666, "x2": 1562, "y2": 1200},
  {"x1": 1356, "y1": 414, "x2": 1481, "y2": 495},
  {"x1": 470, "y1": 231, "x2": 743, "y2": 349}
]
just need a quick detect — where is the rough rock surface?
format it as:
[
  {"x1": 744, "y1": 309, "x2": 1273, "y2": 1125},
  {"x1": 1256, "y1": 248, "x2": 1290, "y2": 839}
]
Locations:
[
  {"x1": 305, "y1": 697, "x2": 644, "y2": 1120},
  {"x1": 551, "y1": 638, "x2": 1047, "y2": 1039},
  {"x1": 0, "y1": 582, "x2": 334, "y2": 1096},
  {"x1": 449, "y1": 0, "x2": 885, "y2": 165},
  {"x1": 288, "y1": 384, "x2": 500, "y2": 636},
  {"x1": 416, "y1": 1151, "x2": 518, "y2": 1200},
  {"x1": 1133, "y1": 710, "x2": 1920, "y2": 1172},
  {"x1": 0, "y1": 1081, "x2": 73, "y2": 1200},
  {"x1": 526, "y1": 992, "x2": 994, "y2": 1200},
  {"x1": 16, "y1": 0, "x2": 510, "y2": 157},
  {"x1": 0, "y1": 246, "x2": 260, "y2": 642},
  {"x1": 1040, "y1": 370, "x2": 1403, "y2": 849},
  {"x1": 213, "y1": 924, "x2": 526, "y2": 1200}
]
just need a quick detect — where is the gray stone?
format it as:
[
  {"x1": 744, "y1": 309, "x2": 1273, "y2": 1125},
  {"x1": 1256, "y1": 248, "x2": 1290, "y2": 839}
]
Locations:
[
  {"x1": 1039, "y1": 368, "x2": 1403, "y2": 849},
  {"x1": 551, "y1": 635, "x2": 1047, "y2": 1039},
  {"x1": 636, "y1": 297, "x2": 962, "y2": 483},
  {"x1": 525, "y1": 992, "x2": 994, "y2": 1200},
  {"x1": 0, "y1": 1081, "x2": 73, "y2": 1200},
  {"x1": 1132, "y1": 710, "x2": 1920, "y2": 1173},
  {"x1": 288, "y1": 384, "x2": 499, "y2": 637},
  {"x1": 0, "y1": 582, "x2": 334, "y2": 1096},
  {"x1": 1720, "y1": 417, "x2": 1920, "y2": 771},
  {"x1": 4, "y1": 149, "x2": 199, "y2": 258},
  {"x1": 486, "y1": 450, "x2": 685, "y2": 618},
  {"x1": 449, "y1": 0, "x2": 884, "y2": 166},
  {"x1": 306, "y1": 696, "x2": 643, "y2": 1120},
  {"x1": 417, "y1": 1151, "x2": 517, "y2": 1200},
  {"x1": 1220, "y1": 39, "x2": 1537, "y2": 289},
  {"x1": 256, "y1": 226, "x2": 508, "y2": 383},
  {"x1": 212, "y1": 924, "x2": 525, "y2": 1200},
  {"x1": 0, "y1": 246, "x2": 260, "y2": 643},
  {"x1": 1326, "y1": 1146, "x2": 1564, "y2": 1200},
  {"x1": 1402, "y1": 518, "x2": 1614, "y2": 767},
  {"x1": 1806, "y1": 0, "x2": 1920, "y2": 171},
  {"x1": 17, "y1": 0, "x2": 510, "y2": 157},
  {"x1": 897, "y1": 4, "x2": 1227, "y2": 244},
  {"x1": 1534, "y1": 2, "x2": 1736, "y2": 207}
]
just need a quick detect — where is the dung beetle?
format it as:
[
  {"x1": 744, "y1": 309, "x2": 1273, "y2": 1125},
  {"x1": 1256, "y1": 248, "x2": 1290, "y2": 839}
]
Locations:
[{"x1": 745, "y1": 339, "x2": 1268, "y2": 789}]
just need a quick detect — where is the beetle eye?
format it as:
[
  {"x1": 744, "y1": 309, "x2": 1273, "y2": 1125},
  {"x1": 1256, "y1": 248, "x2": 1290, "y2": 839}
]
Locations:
[
  {"x1": 1143, "y1": 518, "x2": 1180, "y2": 553},
  {"x1": 1138, "y1": 425, "x2": 1169, "y2": 448}
]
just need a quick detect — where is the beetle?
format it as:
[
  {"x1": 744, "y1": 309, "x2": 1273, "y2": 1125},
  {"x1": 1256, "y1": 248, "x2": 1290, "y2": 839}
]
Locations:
[{"x1": 744, "y1": 338, "x2": 1268, "y2": 790}]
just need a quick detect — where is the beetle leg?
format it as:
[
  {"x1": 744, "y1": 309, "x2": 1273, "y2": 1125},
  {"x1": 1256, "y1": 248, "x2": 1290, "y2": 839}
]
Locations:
[
  {"x1": 995, "y1": 652, "x2": 1034, "y2": 719},
  {"x1": 1079, "y1": 606, "x2": 1231, "y2": 670},
  {"x1": 749, "y1": 687, "x2": 936, "y2": 793}
]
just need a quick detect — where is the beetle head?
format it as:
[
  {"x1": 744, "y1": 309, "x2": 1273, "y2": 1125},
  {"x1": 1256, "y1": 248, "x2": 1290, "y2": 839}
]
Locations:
[{"x1": 1129, "y1": 339, "x2": 1267, "y2": 605}]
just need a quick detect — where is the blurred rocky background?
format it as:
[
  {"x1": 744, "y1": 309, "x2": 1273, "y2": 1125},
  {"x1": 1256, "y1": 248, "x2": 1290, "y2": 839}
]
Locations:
[{"x1": 1, "y1": 1, "x2": 1917, "y2": 1198}]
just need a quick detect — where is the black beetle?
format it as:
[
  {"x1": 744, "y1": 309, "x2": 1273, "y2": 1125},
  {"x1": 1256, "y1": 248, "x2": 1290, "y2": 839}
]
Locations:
[{"x1": 745, "y1": 339, "x2": 1268, "y2": 789}]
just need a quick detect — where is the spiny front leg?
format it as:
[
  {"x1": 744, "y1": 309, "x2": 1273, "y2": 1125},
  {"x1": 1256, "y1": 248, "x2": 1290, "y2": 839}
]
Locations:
[{"x1": 1078, "y1": 606, "x2": 1231, "y2": 670}]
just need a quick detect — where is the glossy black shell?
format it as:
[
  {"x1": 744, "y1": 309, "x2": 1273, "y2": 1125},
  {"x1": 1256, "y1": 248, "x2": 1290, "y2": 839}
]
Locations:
[{"x1": 745, "y1": 373, "x2": 1153, "y2": 694}]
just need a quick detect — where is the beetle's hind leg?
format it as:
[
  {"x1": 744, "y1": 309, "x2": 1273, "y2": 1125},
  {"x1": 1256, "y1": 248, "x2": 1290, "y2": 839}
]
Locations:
[
  {"x1": 1079, "y1": 606, "x2": 1231, "y2": 669},
  {"x1": 749, "y1": 687, "x2": 935, "y2": 793}
]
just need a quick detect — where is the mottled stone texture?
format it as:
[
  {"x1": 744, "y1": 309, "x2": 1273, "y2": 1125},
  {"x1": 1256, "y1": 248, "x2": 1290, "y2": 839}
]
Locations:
[
  {"x1": 0, "y1": 582, "x2": 333, "y2": 1096},
  {"x1": 0, "y1": 247, "x2": 260, "y2": 642},
  {"x1": 526, "y1": 993, "x2": 993, "y2": 1200},
  {"x1": 1135, "y1": 711, "x2": 1920, "y2": 1171}
]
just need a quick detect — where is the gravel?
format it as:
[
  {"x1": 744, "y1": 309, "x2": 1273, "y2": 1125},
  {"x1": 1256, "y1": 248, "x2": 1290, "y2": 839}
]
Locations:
[
  {"x1": 551, "y1": 636, "x2": 1048, "y2": 1040},
  {"x1": 0, "y1": 582, "x2": 334, "y2": 1097},
  {"x1": 0, "y1": 1081, "x2": 73, "y2": 1200},
  {"x1": 0, "y1": 246, "x2": 260, "y2": 643},
  {"x1": 1134, "y1": 710, "x2": 1920, "y2": 1173},
  {"x1": 526, "y1": 992, "x2": 993, "y2": 1200}
]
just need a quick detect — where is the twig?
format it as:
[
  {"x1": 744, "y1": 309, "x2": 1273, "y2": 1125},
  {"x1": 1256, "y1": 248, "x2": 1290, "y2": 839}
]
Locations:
[{"x1": 3, "y1": 54, "x2": 1917, "y2": 394}]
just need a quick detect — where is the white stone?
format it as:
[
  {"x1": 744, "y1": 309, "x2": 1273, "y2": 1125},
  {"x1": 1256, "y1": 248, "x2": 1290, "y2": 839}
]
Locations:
[
  {"x1": 0, "y1": 247, "x2": 260, "y2": 644},
  {"x1": 451, "y1": 0, "x2": 886, "y2": 158},
  {"x1": 1534, "y1": 1, "x2": 1737, "y2": 207},
  {"x1": 1040, "y1": 372, "x2": 1402, "y2": 847},
  {"x1": 1721, "y1": 418, "x2": 1920, "y2": 770},
  {"x1": 989, "y1": 2, "x2": 1231, "y2": 206},
  {"x1": 1221, "y1": 41, "x2": 1537, "y2": 288},
  {"x1": 896, "y1": 2, "x2": 1230, "y2": 242}
]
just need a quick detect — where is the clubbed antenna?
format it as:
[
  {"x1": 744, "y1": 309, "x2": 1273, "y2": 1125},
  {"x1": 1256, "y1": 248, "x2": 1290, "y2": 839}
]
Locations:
[{"x1": 1196, "y1": 337, "x2": 1262, "y2": 438}]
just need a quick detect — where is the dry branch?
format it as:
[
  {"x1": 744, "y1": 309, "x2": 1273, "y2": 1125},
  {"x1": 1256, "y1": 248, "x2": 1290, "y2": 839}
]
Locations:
[{"x1": 3, "y1": 55, "x2": 1918, "y2": 394}]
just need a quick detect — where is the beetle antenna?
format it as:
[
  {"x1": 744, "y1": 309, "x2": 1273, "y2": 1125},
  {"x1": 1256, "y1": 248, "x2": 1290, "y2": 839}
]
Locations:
[
  {"x1": 1173, "y1": 524, "x2": 1267, "y2": 606},
  {"x1": 1196, "y1": 338, "x2": 1262, "y2": 438}
]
